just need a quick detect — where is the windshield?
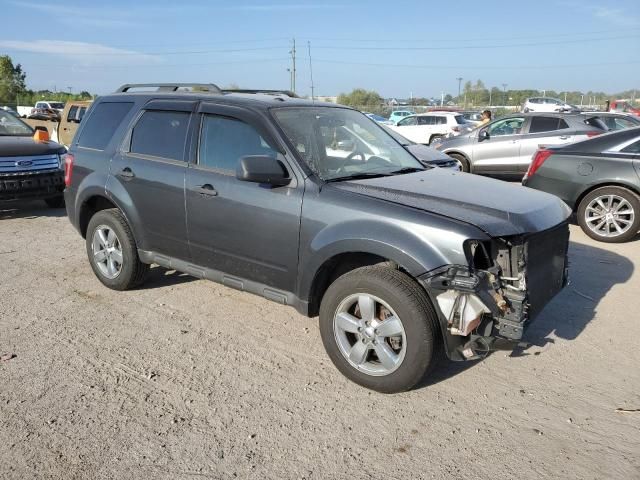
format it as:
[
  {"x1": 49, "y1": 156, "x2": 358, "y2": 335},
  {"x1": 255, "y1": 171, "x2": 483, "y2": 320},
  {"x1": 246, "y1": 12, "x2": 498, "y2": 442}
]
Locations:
[
  {"x1": 0, "y1": 110, "x2": 34, "y2": 136},
  {"x1": 273, "y1": 107, "x2": 424, "y2": 181},
  {"x1": 50, "y1": 102, "x2": 65, "y2": 109}
]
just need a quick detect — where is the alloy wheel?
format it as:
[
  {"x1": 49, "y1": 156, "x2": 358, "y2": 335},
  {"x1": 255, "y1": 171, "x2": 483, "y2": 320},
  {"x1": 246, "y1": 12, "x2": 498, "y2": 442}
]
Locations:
[
  {"x1": 584, "y1": 194, "x2": 635, "y2": 238},
  {"x1": 91, "y1": 225, "x2": 124, "y2": 279},
  {"x1": 333, "y1": 293, "x2": 406, "y2": 376}
]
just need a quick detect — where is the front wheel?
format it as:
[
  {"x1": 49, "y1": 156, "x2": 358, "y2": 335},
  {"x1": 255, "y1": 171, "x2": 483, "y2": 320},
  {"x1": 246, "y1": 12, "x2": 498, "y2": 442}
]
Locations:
[
  {"x1": 86, "y1": 208, "x2": 149, "y2": 290},
  {"x1": 319, "y1": 266, "x2": 439, "y2": 393},
  {"x1": 577, "y1": 186, "x2": 640, "y2": 243},
  {"x1": 448, "y1": 153, "x2": 470, "y2": 172}
]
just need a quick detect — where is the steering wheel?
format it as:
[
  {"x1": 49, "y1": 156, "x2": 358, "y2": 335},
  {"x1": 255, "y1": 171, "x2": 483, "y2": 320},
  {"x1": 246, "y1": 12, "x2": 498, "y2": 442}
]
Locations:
[
  {"x1": 334, "y1": 150, "x2": 366, "y2": 175},
  {"x1": 347, "y1": 150, "x2": 365, "y2": 161}
]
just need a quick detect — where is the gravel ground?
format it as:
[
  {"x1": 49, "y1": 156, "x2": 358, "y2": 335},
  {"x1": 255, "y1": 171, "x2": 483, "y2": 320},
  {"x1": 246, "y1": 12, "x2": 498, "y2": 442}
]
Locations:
[{"x1": 0, "y1": 201, "x2": 639, "y2": 480}]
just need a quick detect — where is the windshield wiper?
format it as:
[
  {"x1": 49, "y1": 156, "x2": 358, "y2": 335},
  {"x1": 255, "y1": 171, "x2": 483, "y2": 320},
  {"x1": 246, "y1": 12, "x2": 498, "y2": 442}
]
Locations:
[
  {"x1": 389, "y1": 167, "x2": 425, "y2": 175},
  {"x1": 324, "y1": 172, "x2": 393, "y2": 183}
]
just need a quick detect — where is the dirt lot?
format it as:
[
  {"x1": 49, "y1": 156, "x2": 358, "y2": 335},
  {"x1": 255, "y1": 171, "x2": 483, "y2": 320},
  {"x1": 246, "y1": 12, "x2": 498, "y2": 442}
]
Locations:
[{"x1": 0, "y1": 201, "x2": 639, "y2": 480}]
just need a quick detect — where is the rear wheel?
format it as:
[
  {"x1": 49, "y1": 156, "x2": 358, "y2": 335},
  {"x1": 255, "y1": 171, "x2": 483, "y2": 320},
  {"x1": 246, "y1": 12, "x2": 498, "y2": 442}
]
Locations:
[
  {"x1": 86, "y1": 208, "x2": 149, "y2": 290},
  {"x1": 44, "y1": 196, "x2": 64, "y2": 208},
  {"x1": 577, "y1": 186, "x2": 640, "y2": 243},
  {"x1": 448, "y1": 153, "x2": 470, "y2": 172},
  {"x1": 319, "y1": 265, "x2": 439, "y2": 393}
]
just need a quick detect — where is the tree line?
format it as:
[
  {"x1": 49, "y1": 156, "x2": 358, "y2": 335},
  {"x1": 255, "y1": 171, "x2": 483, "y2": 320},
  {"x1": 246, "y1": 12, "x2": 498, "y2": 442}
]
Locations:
[{"x1": 0, "y1": 55, "x2": 94, "y2": 108}]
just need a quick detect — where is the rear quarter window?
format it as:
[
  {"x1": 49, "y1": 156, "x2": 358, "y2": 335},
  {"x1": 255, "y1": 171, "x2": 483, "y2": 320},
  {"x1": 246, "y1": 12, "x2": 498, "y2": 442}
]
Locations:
[{"x1": 77, "y1": 102, "x2": 134, "y2": 150}]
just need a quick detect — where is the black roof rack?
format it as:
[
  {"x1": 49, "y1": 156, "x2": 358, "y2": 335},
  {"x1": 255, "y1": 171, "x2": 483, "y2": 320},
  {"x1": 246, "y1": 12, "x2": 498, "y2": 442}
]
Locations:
[
  {"x1": 115, "y1": 83, "x2": 222, "y2": 94},
  {"x1": 222, "y1": 89, "x2": 299, "y2": 98}
]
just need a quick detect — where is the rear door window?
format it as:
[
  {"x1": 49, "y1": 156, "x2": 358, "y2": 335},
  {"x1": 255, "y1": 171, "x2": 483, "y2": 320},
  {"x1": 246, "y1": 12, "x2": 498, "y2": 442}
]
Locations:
[
  {"x1": 584, "y1": 117, "x2": 608, "y2": 131},
  {"x1": 529, "y1": 116, "x2": 569, "y2": 133},
  {"x1": 77, "y1": 102, "x2": 134, "y2": 150},
  {"x1": 129, "y1": 110, "x2": 190, "y2": 161}
]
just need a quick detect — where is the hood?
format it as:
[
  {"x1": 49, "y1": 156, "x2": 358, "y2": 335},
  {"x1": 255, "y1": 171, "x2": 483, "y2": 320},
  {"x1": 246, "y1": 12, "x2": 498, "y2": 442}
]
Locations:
[
  {"x1": 0, "y1": 136, "x2": 65, "y2": 157},
  {"x1": 329, "y1": 169, "x2": 571, "y2": 237},
  {"x1": 405, "y1": 144, "x2": 452, "y2": 163},
  {"x1": 436, "y1": 132, "x2": 475, "y2": 150}
]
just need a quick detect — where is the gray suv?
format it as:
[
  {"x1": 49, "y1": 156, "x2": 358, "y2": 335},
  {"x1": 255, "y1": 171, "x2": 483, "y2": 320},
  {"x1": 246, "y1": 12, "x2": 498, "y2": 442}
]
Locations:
[
  {"x1": 64, "y1": 83, "x2": 570, "y2": 393},
  {"x1": 436, "y1": 113, "x2": 606, "y2": 175}
]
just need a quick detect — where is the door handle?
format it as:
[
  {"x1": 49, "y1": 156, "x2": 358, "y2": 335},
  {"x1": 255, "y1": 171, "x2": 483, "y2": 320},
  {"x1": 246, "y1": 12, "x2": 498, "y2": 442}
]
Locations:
[
  {"x1": 559, "y1": 135, "x2": 569, "y2": 140},
  {"x1": 118, "y1": 167, "x2": 135, "y2": 179},
  {"x1": 194, "y1": 184, "x2": 218, "y2": 197}
]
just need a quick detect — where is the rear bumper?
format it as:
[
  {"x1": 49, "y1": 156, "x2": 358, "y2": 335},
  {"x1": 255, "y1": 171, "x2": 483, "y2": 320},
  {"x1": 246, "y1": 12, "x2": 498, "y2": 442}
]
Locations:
[{"x1": 0, "y1": 170, "x2": 64, "y2": 202}]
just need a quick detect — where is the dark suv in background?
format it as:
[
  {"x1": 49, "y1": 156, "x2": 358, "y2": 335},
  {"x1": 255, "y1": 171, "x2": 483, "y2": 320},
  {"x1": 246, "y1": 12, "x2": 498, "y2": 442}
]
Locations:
[{"x1": 64, "y1": 83, "x2": 571, "y2": 393}]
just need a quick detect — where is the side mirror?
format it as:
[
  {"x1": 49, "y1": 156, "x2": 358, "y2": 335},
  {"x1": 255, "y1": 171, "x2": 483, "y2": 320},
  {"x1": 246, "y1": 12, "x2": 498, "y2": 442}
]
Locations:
[
  {"x1": 478, "y1": 129, "x2": 490, "y2": 142},
  {"x1": 236, "y1": 155, "x2": 290, "y2": 187}
]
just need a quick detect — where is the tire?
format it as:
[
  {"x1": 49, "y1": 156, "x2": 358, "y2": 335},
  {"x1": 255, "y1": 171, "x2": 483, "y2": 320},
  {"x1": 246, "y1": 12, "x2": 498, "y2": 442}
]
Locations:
[
  {"x1": 448, "y1": 153, "x2": 470, "y2": 172},
  {"x1": 428, "y1": 134, "x2": 443, "y2": 145},
  {"x1": 44, "y1": 196, "x2": 64, "y2": 208},
  {"x1": 577, "y1": 186, "x2": 640, "y2": 243},
  {"x1": 319, "y1": 265, "x2": 439, "y2": 393},
  {"x1": 85, "y1": 208, "x2": 149, "y2": 290}
]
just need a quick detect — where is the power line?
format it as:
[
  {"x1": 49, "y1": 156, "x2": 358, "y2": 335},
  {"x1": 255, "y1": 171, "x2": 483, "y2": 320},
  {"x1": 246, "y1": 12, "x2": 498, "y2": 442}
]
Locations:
[
  {"x1": 311, "y1": 34, "x2": 640, "y2": 51},
  {"x1": 313, "y1": 59, "x2": 640, "y2": 70},
  {"x1": 301, "y1": 27, "x2": 640, "y2": 44}
]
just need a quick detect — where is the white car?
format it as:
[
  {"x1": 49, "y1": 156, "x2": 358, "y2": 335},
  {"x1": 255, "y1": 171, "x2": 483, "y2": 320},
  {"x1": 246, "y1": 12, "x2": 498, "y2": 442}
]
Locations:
[
  {"x1": 522, "y1": 97, "x2": 577, "y2": 113},
  {"x1": 389, "y1": 112, "x2": 473, "y2": 145},
  {"x1": 33, "y1": 101, "x2": 65, "y2": 115}
]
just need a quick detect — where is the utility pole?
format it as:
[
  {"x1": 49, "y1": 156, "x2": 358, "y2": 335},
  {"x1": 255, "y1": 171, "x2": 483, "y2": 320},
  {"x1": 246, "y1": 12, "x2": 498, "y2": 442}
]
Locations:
[
  {"x1": 488, "y1": 88, "x2": 492, "y2": 107},
  {"x1": 67, "y1": 87, "x2": 72, "y2": 95},
  {"x1": 307, "y1": 41, "x2": 315, "y2": 102},
  {"x1": 456, "y1": 77, "x2": 462, "y2": 104},
  {"x1": 502, "y1": 83, "x2": 508, "y2": 106},
  {"x1": 289, "y1": 38, "x2": 297, "y2": 94}
]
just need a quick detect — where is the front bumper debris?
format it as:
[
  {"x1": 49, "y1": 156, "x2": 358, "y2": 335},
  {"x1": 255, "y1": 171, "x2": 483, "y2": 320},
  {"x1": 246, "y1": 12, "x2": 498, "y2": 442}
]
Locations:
[{"x1": 421, "y1": 222, "x2": 570, "y2": 361}]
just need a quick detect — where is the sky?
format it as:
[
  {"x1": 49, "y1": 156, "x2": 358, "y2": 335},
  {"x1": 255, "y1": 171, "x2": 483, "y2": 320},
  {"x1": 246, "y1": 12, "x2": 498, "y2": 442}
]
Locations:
[{"x1": 1, "y1": 0, "x2": 639, "y2": 98}]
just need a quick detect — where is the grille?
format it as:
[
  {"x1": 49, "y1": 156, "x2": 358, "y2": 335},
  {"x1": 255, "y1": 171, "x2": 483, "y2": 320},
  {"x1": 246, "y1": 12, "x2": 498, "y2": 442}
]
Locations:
[
  {"x1": 0, "y1": 155, "x2": 60, "y2": 175},
  {"x1": 525, "y1": 222, "x2": 570, "y2": 320}
]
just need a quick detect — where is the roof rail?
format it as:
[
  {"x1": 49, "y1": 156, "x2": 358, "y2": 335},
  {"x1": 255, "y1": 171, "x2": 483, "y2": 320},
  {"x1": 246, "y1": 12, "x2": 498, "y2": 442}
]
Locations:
[
  {"x1": 115, "y1": 83, "x2": 222, "y2": 94},
  {"x1": 222, "y1": 89, "x2": 299, "y2": 98}
]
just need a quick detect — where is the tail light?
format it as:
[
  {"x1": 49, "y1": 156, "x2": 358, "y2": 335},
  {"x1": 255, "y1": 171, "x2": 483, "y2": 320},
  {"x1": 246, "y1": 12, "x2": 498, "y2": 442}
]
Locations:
[
  {"x1": 63, "y1": 153, "x2": 74, "y2": 187},
  {"x1": 451, "y1": 126, "x2": 460, "y2": 132},
  {"x1": 586, "y1": 131, "x2": 602, "y2": 137},
  {"x1": 526, "y1": 148, "x2": 553, "y2": 178}
]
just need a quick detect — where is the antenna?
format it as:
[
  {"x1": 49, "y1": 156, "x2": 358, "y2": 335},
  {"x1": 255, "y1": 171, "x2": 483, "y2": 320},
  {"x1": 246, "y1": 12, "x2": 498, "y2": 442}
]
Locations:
[{"x1": 308, "y1": 41, "x2": 315, "y2": 102}]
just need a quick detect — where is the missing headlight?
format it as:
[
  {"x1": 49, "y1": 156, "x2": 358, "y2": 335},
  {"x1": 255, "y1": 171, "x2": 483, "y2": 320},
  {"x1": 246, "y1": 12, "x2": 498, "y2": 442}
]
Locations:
[{"x1": 464, "y1": 239, "x2": 493, "y2": 270}]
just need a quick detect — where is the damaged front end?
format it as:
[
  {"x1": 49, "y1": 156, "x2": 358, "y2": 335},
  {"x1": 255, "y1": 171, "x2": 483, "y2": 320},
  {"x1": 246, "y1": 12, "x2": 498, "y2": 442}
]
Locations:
[{"x1": 421, "y1": 222, "x2": 570, "y2": 361}]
